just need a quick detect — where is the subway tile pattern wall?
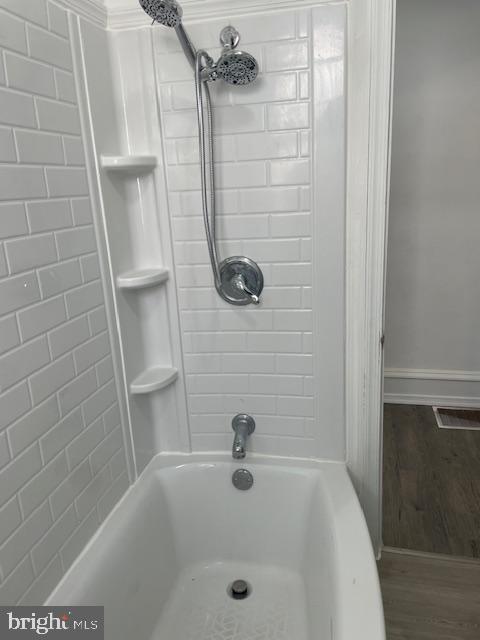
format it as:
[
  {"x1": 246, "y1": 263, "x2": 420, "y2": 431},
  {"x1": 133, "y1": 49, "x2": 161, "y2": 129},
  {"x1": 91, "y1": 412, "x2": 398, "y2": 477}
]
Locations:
[
  {"x1": 0, "y1": 1, "x2": 128, "y2": 605},
  {"x1": 154, "y1": 8, "x2": 334, "y2": 456}
]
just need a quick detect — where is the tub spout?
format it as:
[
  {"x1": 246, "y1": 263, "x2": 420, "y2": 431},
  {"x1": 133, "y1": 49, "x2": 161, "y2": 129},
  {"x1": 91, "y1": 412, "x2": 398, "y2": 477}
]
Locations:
[
  {"x1": 232, "y1": 427, "x2": 247, "y2": 459},
  {"x1": 231, "y1": 414, "x2": 255, "y2": 459}
]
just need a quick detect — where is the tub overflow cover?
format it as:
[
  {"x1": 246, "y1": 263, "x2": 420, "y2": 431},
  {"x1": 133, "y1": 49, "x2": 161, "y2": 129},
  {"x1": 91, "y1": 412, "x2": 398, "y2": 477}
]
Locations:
[{"x1": 232, "y1": 468, "x2": 254, "y2": 490}]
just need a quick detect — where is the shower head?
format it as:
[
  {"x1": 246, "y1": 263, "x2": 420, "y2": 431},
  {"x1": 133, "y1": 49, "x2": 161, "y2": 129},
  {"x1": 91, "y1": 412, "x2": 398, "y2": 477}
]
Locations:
[
  {"x1": 216, "y1": 50, "x2": 258, "y2": 86},
  {"x1": 139, "y1": 0, "x2": 182, "y2": 27}
]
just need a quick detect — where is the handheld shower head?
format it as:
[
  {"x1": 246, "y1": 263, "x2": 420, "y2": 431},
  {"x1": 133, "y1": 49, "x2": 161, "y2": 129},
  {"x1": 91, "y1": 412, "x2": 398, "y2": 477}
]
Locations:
[
  {"x1": 139, "y1": 0, "x2": 182, "y2": 27},
  {"x1": 216, "y1": 50, "x2": 259, "y2": 85}
]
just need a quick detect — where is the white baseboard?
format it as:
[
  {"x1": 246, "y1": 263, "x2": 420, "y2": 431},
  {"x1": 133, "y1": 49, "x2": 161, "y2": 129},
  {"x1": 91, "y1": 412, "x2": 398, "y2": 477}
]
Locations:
[
  {"x1": 385, "y1": 368, "x2": 480, "y2": 382},
  {"x1": 384, "y1": 393, "x2": 480, "y2": 408},
  {"x1": 384, "y1": 368, "x2": 480, "y2": 407}
]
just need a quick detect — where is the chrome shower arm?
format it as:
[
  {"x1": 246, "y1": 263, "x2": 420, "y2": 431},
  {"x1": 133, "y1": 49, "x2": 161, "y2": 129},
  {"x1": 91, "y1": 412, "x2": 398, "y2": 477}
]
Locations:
[
  {"x1": 195, "y1": 50, "x2": 221, "y2": 287},
  {"x1": 174, "y1": 23, "x2": 197, "y2": 69}
]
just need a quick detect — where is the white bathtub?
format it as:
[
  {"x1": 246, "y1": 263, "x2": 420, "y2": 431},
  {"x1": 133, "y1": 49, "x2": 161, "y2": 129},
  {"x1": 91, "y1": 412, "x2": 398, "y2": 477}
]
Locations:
[{"x1": 47, "y1": 454, "x2": 385, "y2": 640}]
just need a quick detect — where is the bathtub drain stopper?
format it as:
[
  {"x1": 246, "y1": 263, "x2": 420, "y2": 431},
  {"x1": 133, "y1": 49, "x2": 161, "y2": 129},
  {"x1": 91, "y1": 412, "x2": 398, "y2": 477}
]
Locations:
[{"x1": 229, "y1": 579, "x2": 250, "y2": 600}]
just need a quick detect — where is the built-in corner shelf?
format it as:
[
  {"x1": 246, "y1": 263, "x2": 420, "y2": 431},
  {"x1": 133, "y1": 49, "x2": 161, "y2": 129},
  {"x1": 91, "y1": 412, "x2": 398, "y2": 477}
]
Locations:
[
  {"x1": 130, "y1": 367, "x2": 178, "y2": 395},
  {"x1": 100, "y1": 154, "x2": 157, "y2": 175},
  {"x1": 117, "y1": 267, "x2": 169, "y2": 290}
]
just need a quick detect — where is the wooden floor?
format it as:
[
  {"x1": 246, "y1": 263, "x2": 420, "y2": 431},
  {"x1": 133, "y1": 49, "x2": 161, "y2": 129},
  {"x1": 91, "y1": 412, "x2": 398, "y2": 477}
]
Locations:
[
  {"x1": 379, "y1": 549, "x2": 480, "y2": 639},
  {"x1": 382, "y1": 404, "x2": 480, "y2": 557}
]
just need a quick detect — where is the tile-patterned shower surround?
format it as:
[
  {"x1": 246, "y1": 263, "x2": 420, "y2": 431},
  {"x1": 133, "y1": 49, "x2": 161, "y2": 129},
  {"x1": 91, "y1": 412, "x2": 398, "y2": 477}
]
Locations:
[
  {"x1": 0, "y1": 1, "x2": 128, "y2": 604},
  {"x1": 154, "y1": 7, "x2": 345, "y2": 456}
]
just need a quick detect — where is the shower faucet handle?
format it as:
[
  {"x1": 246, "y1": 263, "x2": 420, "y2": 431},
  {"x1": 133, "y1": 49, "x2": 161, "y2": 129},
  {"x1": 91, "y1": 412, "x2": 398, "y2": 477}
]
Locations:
[
  {"x1": 218, "y1": 256, "x2": 264, "y2": 306},
  {"x1": 233, "y1": 274, "x2": 260, "y2": 305}
]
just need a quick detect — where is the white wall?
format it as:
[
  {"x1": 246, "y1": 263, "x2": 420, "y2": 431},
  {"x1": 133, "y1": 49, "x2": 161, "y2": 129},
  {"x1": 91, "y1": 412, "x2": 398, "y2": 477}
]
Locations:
[
  {"x1": 0, "y1": 1, "x2": 129, "y2": 604},
  {"x1": 384, "y1": 0, "x2": 480, "y2": 404},
  {"x1": 148, "y1": 4, "x2": 346, "y2": 458}
]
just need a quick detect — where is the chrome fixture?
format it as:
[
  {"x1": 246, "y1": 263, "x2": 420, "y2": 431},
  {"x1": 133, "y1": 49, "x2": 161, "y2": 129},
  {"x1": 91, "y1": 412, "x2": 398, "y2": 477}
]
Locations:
[
  {"x1": 228, "y1": 579, "x2": 252, "y2": 599},
  {"x1": 219, "y1": 257, "x2": 263, "y2": 306},
  {"x1": 139, "y1": 0, "x2": 196, "y2": 68},
  {"x1": 220, "y1": 25, "x2": 241, "y2": 50},
  {"x1": 140, "y1": 0, "x2": 182, "y2": 27},
  {"x1": 139, "y1": 3, "x2": 259, "y2": 84},
  {"x1": 232, "y1": 414, "x2": 255, "y2": 459},
  {"x1": 138, "y1": 1, "x2": 264, "y2": 305},
  {"x1": 232, "y1": 468, "x2": 254, "y2": 491},
  {"x1": 201, "y1": 26, "x2": 259, "y2": 86}
]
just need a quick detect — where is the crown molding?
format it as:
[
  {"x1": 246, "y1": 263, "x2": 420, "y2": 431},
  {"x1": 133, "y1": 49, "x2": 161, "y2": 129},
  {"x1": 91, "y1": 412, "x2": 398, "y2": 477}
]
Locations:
[
  {"x1": 103, "y1": 0, "x2": 345, "y2": 30},
  {"x1": 56, "y1": 0, "x2": 107, "y2": 28},
  {"x1": 61, "y1": 0, "x2": 345, "y2": 31}
]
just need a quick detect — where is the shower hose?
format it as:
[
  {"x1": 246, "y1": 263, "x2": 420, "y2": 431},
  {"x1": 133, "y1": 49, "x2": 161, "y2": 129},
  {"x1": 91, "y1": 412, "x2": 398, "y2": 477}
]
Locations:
[{"x1": 194, "y1": 50, "x2": 221, "y2": 289}]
